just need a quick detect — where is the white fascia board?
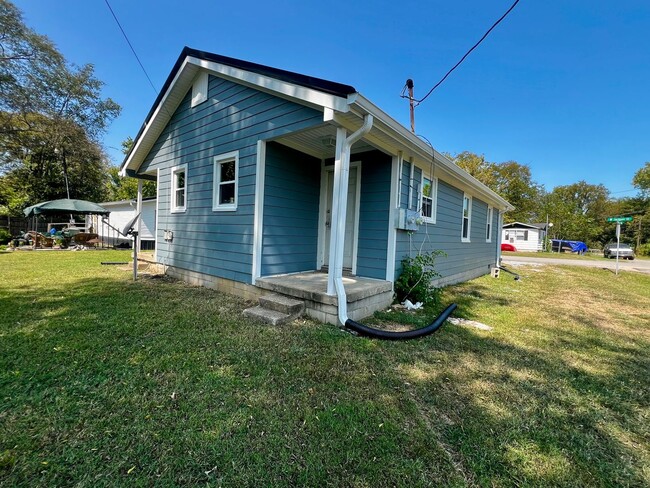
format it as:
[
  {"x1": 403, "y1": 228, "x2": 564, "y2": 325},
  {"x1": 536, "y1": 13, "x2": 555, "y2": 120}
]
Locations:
[
  {"x1": 349, "y1": 95, "x2": 514, "y2": 212},
  {"x1": 187, "y1": 57, "x2": 350, "y2": 113},
  {"x1": 121, "y1": 59, "x2": 199, "y2": 176}
]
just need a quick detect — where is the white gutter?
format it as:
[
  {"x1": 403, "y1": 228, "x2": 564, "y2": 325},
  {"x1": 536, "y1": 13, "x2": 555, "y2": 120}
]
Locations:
[{"x1": 327, "y1": 114, "x2": 374, "y2": 326}]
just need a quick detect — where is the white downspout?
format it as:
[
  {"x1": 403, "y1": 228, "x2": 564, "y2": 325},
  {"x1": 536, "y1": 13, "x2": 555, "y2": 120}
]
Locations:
[{"x1": 327, "y1": 115, "x2": 374, "y2": 326}]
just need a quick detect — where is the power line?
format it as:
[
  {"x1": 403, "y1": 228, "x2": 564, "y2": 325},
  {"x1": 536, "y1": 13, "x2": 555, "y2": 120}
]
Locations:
[
  {"x1": 404, "y1": 0, "x2": 521, "y2": 107},
  {"x1": 104, "y1": 0, "x2": 158, "y2": 95}
]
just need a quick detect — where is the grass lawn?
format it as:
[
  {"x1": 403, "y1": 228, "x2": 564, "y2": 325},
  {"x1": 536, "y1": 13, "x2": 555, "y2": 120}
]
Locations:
[{"x1": 1, "y1": 250, "x2": 649, "y2": 487}]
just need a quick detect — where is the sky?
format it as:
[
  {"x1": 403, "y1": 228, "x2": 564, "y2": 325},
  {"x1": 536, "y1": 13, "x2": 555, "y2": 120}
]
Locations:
[{"x1": 14, "y1": 0, "x2": 650, "y2": 196}]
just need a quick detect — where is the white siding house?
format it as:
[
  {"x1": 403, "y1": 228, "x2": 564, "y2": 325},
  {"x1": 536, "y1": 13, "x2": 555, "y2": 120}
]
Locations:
[
  {"x1": 502, "y1": 222, "x2": 548, "y2": 252},
  {"x1": 87, "y1": 197, "x2": 156, "y2": 250}
]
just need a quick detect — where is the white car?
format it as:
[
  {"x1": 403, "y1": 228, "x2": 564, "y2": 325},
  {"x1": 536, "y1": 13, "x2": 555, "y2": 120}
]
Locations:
[{"x1": 603, "y1": 243, "x2": 635, "y2": 260}]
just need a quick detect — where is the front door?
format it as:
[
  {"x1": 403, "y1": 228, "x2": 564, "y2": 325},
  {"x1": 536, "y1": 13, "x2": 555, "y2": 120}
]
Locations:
[{"x1": 323, "y1": 164, "x2": 359, "y2": 271}]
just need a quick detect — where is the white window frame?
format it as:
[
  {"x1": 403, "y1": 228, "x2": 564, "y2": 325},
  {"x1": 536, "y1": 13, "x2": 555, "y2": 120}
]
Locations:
[
  {"x1": 486, "y1": 206, "x2": 493, "y2": 242},
  {"x1": 420, "y1": 174, "x2": 438, "y2": 224},
  {"x1": 461, "y1": 193, "x2": 472, "y2": 242},
  {"x1": 170, "y1": 164, "x2": 187, "y2": 213},
  {"x1": 212, "y1": 151, "x2": 239, "y2": 211}
]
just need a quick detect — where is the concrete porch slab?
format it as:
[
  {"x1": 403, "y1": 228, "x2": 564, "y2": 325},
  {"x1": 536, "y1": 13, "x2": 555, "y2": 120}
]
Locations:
[
  {"x1": 255, "y1": 272, "x2": 392, "y2": 305},
  {"x1": 255, "y1": 272, "x2": 394, "y2": 325}
]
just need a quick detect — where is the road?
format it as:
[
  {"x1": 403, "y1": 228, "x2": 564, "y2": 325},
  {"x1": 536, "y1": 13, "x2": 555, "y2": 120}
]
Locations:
[{"x1": 501, "y1": 255, "x2": 650, "y2": 275}]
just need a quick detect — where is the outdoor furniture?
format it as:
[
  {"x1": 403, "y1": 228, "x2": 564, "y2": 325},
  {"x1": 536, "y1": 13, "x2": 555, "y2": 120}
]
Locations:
[
  {"x1": 72, "y1": 232, "x2": 99, "y2": 246},
  {"x1": 25, "y1": 231, "x2": 54, "y2": 248}
]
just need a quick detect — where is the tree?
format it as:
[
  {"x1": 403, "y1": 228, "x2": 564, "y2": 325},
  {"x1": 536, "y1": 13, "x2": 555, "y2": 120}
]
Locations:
[
  {"x1": 447, "y1": 151, "x2": 544, "y2": 223},
  {"x1": 545, "y1": 181, "x2": 610, "y2": 246},
  {"x1": 446, "y1": 151, "x2": 496, "y2": 188},
  {"x1": 105, "y1": 137, "x2": 156, "y2": 201},
  {"x1": 632, "y1": 162, "x2": 650, "y2": 198},
  {"x1": 0, "y1": 0, "x2": 120, "y2": 214}
]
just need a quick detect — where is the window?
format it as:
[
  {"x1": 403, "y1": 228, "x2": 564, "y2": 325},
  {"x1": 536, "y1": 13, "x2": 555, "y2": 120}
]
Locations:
[
  {"x1": 421, "y1": 175, "x2": 437, "y2": 223},
  {"x1": 516, "y1": 230, "x2": 529, "y2": 241},
  {"x1": 171, "y1": 164, "x2": 187, "y2": 213},
  {"x1": 213, "y1": 151, "x2": 238, "y2": 211},
  {"x1": 461, "y1": 193, "x2": 472, "y2": 242},
  {"x1": 486, "y1": 206, "x2": 493, "y2": 242}
]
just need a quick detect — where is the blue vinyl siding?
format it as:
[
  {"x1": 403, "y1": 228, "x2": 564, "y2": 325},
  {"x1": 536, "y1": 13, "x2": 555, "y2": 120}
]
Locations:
[
  {"x1": 356, "y1": 151, "x2": 391, "y2": 279},
  {"x1": 261, "y1": 143, "x2": 321, "y2": 276},
  {"x1": 395, "y1": 179, "x2": 499, "y2": 281},
  {"x1": 143, "y1": 75, "x2": 322, "y2": 284}
]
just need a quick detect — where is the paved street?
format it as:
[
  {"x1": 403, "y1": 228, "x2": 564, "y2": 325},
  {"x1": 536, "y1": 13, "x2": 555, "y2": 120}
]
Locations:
[{"x1": 501, "y1": 255, "x2": 650, "y2": 275}]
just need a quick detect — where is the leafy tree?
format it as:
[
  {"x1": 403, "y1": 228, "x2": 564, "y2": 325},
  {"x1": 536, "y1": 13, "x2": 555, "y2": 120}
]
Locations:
[
  {"x1": 447, "y1": 151, "x2": 544, "y2": 223},
  {"x1": 632, "y1": 162, "x2": 650, "y2": 198},
  {"x1": 545, "y1": 181, "x2": 610, "y2": 247},
  {"x1": 0, "y1": 0, "x2": 120, "y2": 214},
  {"x1": 446, "y1": 151, "x2": 496, "y2": 188},
  {"x1": 105, "y1": 137, "x2": 156, "y2": 201}
]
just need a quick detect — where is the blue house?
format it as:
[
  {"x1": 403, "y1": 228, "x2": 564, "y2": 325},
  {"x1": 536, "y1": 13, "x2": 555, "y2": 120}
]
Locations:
[{"x1": 121, "y1": 47, "x2": 513, "y2": 325}]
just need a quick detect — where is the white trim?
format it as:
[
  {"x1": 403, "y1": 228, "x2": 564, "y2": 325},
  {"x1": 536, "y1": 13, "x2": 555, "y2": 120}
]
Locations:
[
  {"x1": 420, "y1": 173, "x2": 438, "y2": 224},
  {"x1": 316, "y1": 159, "x2": 327, "y2": 269},
  {"x1": 121, "y1": 58, "x2": 196, "y2": 175},
  {"x1": 212, "y1": 151, "x2": 239, "y2": 211},
  {"x1": 154, "y1": 169, "x2": 160, "y2": 261},
  {"x1": 351, "y1": 161, "x2": 362, "y2": 276},
  {"x1": 189, "y1": 57, "x2": 350, "y2": 113},
  {"x1": 252, "y1": 141, "x2": 266, "y2": 284},
  {"x1": 397, "y1": 157, "x2": 403, "y2": 209},
  {"x1": 386, "y1": 154, "x2": 401, "y2": 283},
  {"x1": 486, "y1": 206, "x2": 493, "y2": 243},
  {"x1": 461, "y1": 193, "x2": 472, "y2": 242},
  {"x1": 321, "y1": 161, "x2": 361, "y2": 272},
  {"x1": 407, "y1": 160, "x2": 414, "y2": 211},
  {"x1": 170, "y1": 164, "x2": 188, "y2": 213},
  {"x1": 497, "y1": 210, "x2": 503, "y2": 263},
  {"x1": 352, "y1": 95, "x2": 513, "y2": 211},
  {"x1": 191, "y1": 71, "x2": 209, "y2": 107}
]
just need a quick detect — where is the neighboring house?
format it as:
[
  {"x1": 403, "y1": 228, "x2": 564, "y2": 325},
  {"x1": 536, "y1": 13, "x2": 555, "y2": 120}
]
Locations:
[
  {"x1": 502, "y1": 222, "x2": 549, "y2": 252},
  {"x1": 87, "y1": 197, "x2": 156, "y2": 250},
  {"x1": 121, "y1": 47, "x2": 513, "y2": 325}
]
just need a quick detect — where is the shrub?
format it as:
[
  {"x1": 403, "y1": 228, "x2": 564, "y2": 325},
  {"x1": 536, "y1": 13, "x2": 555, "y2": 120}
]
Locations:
[
  {"x1": 395, "y1": 250, "x2": 446, "y2": 306},
  {"x1": 637, "y1": 243, "x2": 650, "y2": 257},
  {"x1": 0, "y1": 228, "x2": 11, "y2": 245}
]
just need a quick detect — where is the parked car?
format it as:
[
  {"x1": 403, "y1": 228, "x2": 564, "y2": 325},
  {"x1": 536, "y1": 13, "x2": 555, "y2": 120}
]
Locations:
[
  {"x1": 603, "y1": 242, "x2": 635, "y2": 260},
  {"x1": 501, "y1": 243, "x2": 517, "y2": 252}
]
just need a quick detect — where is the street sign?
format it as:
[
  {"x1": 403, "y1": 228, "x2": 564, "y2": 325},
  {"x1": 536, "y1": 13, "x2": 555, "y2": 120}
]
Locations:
[{"x1": 607, "y1": 216, "x2": 633, "y2": 223}]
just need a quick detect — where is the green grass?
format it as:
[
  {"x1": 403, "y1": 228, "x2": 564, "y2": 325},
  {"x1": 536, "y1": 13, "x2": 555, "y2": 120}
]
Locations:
[{"x1": 1, "y1": 251, "x2": 649, "y2": 487}]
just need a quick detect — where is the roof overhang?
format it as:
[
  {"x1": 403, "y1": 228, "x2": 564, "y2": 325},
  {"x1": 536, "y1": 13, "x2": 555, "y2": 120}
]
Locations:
[
  {"x1": 121, "y1": 47, "x2": 513, "y2": 212},
  {"x1": 120, "y1": 47, "x2": 354, "y2": 176},
  {"x1": 333, "y1": 96, "x2": 514, "y2": 211}
]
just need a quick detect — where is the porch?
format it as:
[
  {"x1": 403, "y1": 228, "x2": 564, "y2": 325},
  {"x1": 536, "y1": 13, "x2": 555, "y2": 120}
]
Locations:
[{"x1": 253, "y1": 271, "x2": 393, "y2": 325}]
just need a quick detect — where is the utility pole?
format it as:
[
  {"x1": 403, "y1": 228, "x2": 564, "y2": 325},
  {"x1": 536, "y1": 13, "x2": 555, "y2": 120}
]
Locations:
[{"x1": 406, "y1": 79, "x2": 415, "y2": 133}]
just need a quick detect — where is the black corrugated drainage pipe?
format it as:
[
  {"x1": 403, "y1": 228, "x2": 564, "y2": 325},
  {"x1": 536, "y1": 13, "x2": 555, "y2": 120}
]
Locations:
[
  {"x1": 498, "y1": 266, "x2": 521, "y2": 281},
  {"x1": 344, "y1": 303, "x2": 457, "y2": 341}
]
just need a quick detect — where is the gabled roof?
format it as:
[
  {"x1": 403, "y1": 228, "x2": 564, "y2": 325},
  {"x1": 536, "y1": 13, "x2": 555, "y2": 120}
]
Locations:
[
  {"x1": 121, "y1": 47, "x2": 514, "y2": 212},
  {"x1": 503, "y1": 222, "x2": 545, "y2": 230}
]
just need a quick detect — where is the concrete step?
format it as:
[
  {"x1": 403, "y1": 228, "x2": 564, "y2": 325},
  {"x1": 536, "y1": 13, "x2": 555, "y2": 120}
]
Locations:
[
  {"x1": 258, "y1": 294, "x2": 304, "y2": 315},
  {"x1": 242, "y1": 306, "x2": 294, "y2": 326}
]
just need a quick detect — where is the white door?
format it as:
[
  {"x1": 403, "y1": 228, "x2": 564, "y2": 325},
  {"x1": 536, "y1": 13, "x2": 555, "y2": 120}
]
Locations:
[{"x1": 323, "y1": 166, "x2": 359, "y2": 270}]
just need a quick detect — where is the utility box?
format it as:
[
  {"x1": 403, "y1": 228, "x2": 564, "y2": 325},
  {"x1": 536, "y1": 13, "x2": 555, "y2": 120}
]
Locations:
[{"x1": 396, "y1": 208, "x2": 421, "y2": 231}]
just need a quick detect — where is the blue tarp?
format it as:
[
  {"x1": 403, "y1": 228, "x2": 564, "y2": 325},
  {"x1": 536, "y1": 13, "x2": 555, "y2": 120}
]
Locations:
[{"x1": 551, "y1": 239, "x2": 588, "y2": 254}]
